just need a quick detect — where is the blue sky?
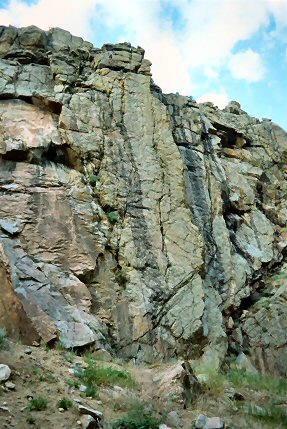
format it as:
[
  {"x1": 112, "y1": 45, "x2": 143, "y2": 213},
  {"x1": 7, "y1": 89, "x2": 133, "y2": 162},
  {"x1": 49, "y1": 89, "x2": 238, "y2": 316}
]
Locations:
[{"x1": 0, "y1": 0, "x2": 286, "y2": 130}]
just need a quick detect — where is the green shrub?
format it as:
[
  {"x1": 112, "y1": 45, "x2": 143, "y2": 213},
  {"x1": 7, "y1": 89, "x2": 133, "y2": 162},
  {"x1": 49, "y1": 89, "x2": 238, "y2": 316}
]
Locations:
[
  {"x1": 26, "y1": 415, "x2": 36, "y2": 425},
  {"x1": 0, "y1": 328, "x2": 7, "y2": 348},
  {"x1": 115, "y1": 269, "x2": 129, "y2": 287},
  {"x1": 85, "y1": 385, "x2": 97, "y2": 398},
  {"x1": 89, "y1": 174, "x2": 99, "y2": 187},
  {"x1": 29, "y1": 396, "x2": 48, "y2": 411},
  {"x1": 57, "y1": 397, "x2": 73, "y2": 410},
  {"x1": 107, "y1": 211, "x2": 119, "y2": 224},
  {"x1": 112, "y1": 403, "x2": 160, "y2": 429},
  {"x1": 79, "y1": 363, "x2": 135, "y2": 389},
  {"x1": 66, "y1": 378, "x2": 81, "y2": 389}
]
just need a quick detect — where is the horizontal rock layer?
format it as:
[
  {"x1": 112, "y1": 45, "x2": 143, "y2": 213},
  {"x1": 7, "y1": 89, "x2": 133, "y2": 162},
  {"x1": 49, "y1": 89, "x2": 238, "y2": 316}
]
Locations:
[{"x1": 0, "y1": 25, "x2": 286, "y2": 374}]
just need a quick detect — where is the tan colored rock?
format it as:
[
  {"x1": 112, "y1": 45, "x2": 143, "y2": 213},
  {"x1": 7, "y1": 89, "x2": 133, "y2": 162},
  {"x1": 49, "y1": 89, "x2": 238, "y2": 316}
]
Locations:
[
  {"x1": 0, "y1": 244, "x2": 39, "y2": 344},
  {"x1": 0, "y1": 25, "x2": 286, "y2": 374}
]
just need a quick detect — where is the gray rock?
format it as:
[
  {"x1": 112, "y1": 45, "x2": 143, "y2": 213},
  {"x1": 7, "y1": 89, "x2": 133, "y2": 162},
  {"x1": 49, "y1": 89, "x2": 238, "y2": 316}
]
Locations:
[
  {"x1": 225, "y1": 387, "x2": 244, "y2": 401},
  {"x1": 205, "y1": 417, "x2": 225, "y2": 429},
  {"x1": 0, "y1": 364, "x2": 11, "y2": 382},
  {"x1": 195, "y1": 414, "x2": 207, "y2": 428},
  {"x1": 80, "y1": 415, "x2": 99, "y2": 429},
  {"x1": 195, "y1": 415, "x2": 225, "y2": 429},
  {"x1": 235, "y1": 353, "x2": 257, "y2": 373},
  {"x1": 4, "y1": 381, "x2": 15, "y2": 390},
  {"x1": 0, "y1": 24, "x2": 287, "y2": 375},
  {"x1": 165, "y1": 411, "x2": 182, "y2": 428},
  {"x1": 78, "y1": 405, "x2": 103, "y2": 427}
]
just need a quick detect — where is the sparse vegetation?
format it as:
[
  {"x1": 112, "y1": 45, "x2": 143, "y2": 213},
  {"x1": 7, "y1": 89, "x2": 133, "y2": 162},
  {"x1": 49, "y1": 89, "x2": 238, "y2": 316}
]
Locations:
[
  {"x1": 26, "y1": 415, "x2": 36, "y2": 425},
  {"x1": 29, "y1": 396, "x2": 48, "y2": 411},
  {"x1": 227, "y1": 368, "x2": 287, "y2": 396},
  {"x1": 115, "y1": 268, "x2": 129, "y2": 287},
  {"x1": 0, "y1": 328, "x2": 7, "y2": 348},
  {"x1": 76, "y1": 360, "x2": 135, "y2": 389},
  {"x1": 112, "y1": 403, "x2": 161, "y2": 429},
  {"x1": 85, "y1": 385, "x2": 97, "y2": 398},
  {"x1": 32, "y1": 367, "x2": 56, "y2": 383},
  {"x1": 89, "y1": 174, "x2": 99, "y2": 187},
  {"x1": 107, "y1": 210, "x2": 119, "y2": 224},
  {"x1": 63, "y1": 350, "x2": 77, "y2": 363},
  {"x1": 194, "y1": 366, "x2": 226, "y2": 396},
  {"x1": 240, "y1": 402, "x2": 287, "y2": 426},
  {"x1": 66, "y1": 378, "x2": 81, "y2": 389},
  {"x1": 57, "y1": 397, "x2": 73, "y2": 410}
]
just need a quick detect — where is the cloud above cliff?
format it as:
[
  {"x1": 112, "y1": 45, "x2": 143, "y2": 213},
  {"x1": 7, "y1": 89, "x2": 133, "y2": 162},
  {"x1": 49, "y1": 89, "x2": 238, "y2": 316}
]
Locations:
[{"x1": 0, "y1": 0, "x2": 286, "y2": 129}]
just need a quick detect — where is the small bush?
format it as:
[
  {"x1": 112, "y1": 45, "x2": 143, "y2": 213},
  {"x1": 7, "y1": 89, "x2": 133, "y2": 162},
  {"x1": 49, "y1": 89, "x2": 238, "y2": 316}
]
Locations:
[
  {"x1": 0, "y1": 328, "x2": 7, "y2": 348},
  {"x1": 112, "y1": 403, "x2": 160, "y2": 429},
  {"x1": 85, "y1": 385, "x2": 97, "y2": 398},
  {"x1": 89, "y1": 174, "x2": 99, "y2": 187},
  {"x1": 82, "y1": 364, "x2": 135, "y2": 388},
  {"x1": 29, "y1": 396, "x2": 48, "y2": 411},
  {"x1": 57, "y1": 397, "x2": 73, "y2": 410},
  {"x1": 66, "y1": 378, "x2": 81, "y2": 389},
  {"x1": 26, "y1": 415, "x2": 36, "y2": 425},
  {"x1": 115, "y1": 269, "x2": 129, "y2": 287},
  {"x1": 107, "y1": 211, "x2": 119, "y2": 225}
]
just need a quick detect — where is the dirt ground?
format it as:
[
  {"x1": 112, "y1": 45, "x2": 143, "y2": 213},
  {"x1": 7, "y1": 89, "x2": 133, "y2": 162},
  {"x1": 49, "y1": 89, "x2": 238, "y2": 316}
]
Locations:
[{"x1": 0, "y1": 341, "x2": 285, "y2": 429}]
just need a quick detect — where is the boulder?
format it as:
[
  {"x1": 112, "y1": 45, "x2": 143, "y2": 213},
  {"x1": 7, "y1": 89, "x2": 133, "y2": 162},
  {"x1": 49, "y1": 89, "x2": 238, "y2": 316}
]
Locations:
[{"x1": 0, "y1": 364, "x2": 11, "y2": 382}]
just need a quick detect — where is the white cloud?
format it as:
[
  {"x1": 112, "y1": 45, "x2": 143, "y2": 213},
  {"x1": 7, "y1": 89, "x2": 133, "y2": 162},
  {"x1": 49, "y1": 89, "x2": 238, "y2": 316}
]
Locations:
[
  {"x1": 0, "y1": 0, "x2": 98, "y2": 39},
  {"x1": 0, "y1": 0, "x2": 286, "y2": 94},
  {"x1": 228, "y1": 49, "x2": 266, "y2": 82},
  {"x1": 204, "y1": 67, "x2": 220, "y2": 79},
  {"x1": 196, "y1": 92, "x2": 229, "y2": 109}
]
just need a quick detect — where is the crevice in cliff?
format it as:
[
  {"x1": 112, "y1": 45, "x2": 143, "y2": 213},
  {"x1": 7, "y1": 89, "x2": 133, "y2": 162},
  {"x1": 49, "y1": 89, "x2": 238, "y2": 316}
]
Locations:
[
  {"x1": 213, "y1": 122, "x2": 252, "y2": 149},
  {"x1": 1, "y1": 142, "x2": 79, "y2": 170},
  {"x1": 0, "y1": 95, "x2": 62, "y2": 115}
]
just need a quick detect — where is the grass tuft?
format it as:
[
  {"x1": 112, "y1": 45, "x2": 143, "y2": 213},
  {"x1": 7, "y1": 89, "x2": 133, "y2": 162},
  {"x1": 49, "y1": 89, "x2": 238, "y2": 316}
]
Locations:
[
  {"x1": 78, "y1": 362, "x2": 135, "y2": 389},
  {"x1": 57, "y1": 397, "x2": 73, "y2": 410},
  {"x1": 26, "y1": 415, "x2": 36, "y2": 425},
  {"x1": 112, "y1": 403, "x2": 160, "y2": 429},
  {"x1": 227, "y1": 368, "x2": 287, "y2": 396},
  {"x1": 29, "y1": 396, "x2": 48, "y2": 411}
]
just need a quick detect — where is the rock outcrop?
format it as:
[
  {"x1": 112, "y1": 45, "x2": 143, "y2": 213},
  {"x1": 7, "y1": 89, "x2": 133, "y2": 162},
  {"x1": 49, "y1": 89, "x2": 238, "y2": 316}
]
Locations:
[{"x1": 0, "y1": 25, "x2": 286, "y2": 375}]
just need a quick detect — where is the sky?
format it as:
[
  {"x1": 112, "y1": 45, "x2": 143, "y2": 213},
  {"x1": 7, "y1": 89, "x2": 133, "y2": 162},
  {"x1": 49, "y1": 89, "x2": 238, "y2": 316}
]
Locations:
[{"x1": 0, "y1": 0, "x2": 286, "y2": 130}]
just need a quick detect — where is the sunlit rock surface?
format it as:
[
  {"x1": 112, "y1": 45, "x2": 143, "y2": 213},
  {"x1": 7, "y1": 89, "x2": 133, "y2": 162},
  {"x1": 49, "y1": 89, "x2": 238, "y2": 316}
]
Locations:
[{"x1": 0, "y1": 25, "x2": 286, "y2": 374}]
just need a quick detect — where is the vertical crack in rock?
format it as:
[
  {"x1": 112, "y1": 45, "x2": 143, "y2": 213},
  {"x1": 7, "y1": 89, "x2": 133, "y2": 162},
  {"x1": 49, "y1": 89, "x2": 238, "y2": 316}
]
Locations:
[{"x1": 0, "y1": 25, "x2": 287, "y2": 374}]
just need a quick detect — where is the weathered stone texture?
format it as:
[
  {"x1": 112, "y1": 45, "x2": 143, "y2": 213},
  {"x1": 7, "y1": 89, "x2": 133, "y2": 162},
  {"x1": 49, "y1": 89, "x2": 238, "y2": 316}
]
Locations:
[{"x1": 0, "y1": 25, "x2": 286, "y2": 374}]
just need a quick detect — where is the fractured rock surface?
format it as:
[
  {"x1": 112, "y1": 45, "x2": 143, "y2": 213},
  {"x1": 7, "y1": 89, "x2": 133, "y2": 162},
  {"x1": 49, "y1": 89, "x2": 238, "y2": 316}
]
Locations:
[{"x1": 0, "y1": 25, "x2": 286, "y2": 374}]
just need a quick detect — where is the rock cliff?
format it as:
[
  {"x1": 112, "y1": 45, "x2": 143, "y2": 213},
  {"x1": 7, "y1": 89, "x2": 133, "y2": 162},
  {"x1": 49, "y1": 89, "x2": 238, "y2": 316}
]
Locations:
[{"x1": 0, "y1": 25, "x2": 286, "y2": 375}]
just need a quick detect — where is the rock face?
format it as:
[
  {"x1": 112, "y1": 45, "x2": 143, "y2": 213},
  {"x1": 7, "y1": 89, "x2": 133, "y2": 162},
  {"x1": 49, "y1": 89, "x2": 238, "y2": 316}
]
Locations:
[{"x1": 0, "y1": 25, "x2": 286, "y2": 374}]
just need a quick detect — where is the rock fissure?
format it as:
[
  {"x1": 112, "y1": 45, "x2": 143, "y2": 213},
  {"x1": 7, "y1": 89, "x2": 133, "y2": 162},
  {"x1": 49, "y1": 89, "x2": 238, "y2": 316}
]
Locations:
[{"x1": 0, "y1": 25, "x2": 286, "y2": 373}]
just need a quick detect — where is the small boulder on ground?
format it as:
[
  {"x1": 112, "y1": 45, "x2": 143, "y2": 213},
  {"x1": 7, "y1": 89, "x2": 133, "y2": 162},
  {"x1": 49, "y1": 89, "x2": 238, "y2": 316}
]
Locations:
[
  {"x1": 81, "y1": 415, "x2": 99, "y2": 428},
  {"x1": 165, "y1": 410, "x2": 182, "y2": 428},
  {"x1": 0, "y1": 364, "x2": 11, "y2": 382},
  {"x1": 78, "y1": 405, "x2": 103, "y2": 428},
  {"x1": 195, "y1": 414, "x2": 225, "y2": 429}
]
